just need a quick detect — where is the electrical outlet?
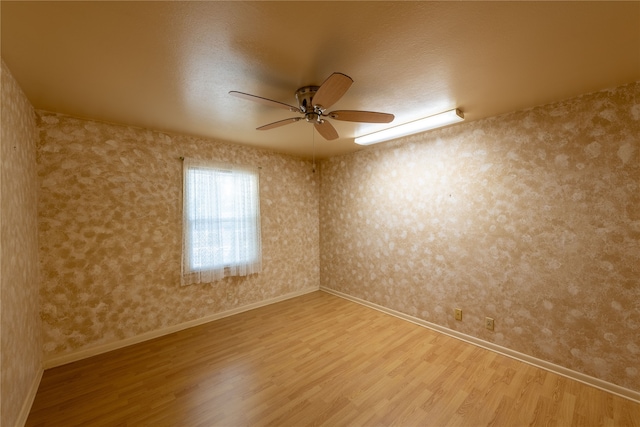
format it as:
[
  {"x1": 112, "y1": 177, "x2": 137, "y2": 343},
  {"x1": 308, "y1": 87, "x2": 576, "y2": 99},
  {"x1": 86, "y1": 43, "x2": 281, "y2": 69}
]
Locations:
[
  {"x1": 485, "y1": 317, "x2": 494, "y2": 331},
  {"x1": 454, "y1": 308, "x2": 462, "y2": 321}
]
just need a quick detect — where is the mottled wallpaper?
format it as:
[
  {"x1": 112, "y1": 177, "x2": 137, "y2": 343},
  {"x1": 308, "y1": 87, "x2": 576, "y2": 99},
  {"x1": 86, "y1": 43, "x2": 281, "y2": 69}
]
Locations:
[
  {"x1": 320, "y1": 82, "x2": 640, "y2": 392},
  {"x1": 1, "y1": 61, "x2": 41, "y2": 427},
  {"x1": 36, "y1": 113, "x2": 319, "y2": 359}
]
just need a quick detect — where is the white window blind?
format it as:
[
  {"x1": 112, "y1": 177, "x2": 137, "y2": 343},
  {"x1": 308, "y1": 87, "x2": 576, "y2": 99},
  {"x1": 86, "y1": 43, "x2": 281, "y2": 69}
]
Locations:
[{"x1": 182, "y1": 158, "x2": 261, "y2": 285}]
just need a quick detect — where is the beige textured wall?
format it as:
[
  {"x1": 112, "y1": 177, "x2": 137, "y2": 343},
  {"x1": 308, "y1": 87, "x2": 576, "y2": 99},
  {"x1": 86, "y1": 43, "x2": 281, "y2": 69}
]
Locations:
[
  {"x1": 37, "y1": 112, "x2": 319, "y2": 359},
  {"x1": 1, "y1": 61, "x2": 41, "y2": 427},
  {"x1": 320, "y1": 82, "x2": 640, "y2": 392}
]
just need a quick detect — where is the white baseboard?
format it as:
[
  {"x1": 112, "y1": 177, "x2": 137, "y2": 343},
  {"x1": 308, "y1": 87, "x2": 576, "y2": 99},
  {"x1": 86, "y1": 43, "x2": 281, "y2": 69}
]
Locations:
[
  {"x1": 320, "y1": 286, "x2": 640, "y2": 404},
  {"x1": 16, "y1": 367, "x2": 44, "y2": 427},
  {"x1": 44, "y1": 287, "x2": 319, "y2": 369}
]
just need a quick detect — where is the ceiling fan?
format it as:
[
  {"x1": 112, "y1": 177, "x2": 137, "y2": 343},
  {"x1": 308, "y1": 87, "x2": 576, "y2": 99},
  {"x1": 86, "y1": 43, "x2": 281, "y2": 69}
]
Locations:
[{"x1": 229, "y1": 72, "x2": 394, "y2": 141}]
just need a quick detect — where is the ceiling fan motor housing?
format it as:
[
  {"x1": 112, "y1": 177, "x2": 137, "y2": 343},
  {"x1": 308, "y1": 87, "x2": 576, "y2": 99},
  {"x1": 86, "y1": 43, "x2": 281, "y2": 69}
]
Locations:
[
  {"x1": 295, "y1": 86, "x2": 320, "y2": 113},
  {"x1": 296, "y1": 86, "x2": 325, "y2": 123}
]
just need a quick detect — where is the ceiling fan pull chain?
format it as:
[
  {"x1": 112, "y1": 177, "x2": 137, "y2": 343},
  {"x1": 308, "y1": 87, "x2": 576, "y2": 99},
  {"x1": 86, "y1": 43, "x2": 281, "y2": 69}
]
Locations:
[{"x1": 312, "y1": 125, "x2": 316, "y2": 174}]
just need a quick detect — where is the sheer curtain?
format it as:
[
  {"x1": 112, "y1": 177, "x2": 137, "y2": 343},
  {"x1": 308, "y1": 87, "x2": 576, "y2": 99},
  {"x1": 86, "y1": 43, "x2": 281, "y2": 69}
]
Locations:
[{"x1": 181, "y1": 158, "x2": 262, "y2": 285}]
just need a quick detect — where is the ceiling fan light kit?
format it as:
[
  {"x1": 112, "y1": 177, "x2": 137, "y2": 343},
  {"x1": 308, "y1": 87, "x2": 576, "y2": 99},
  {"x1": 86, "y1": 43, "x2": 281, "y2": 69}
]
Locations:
[
  {"x1": 354, "y1": 109, "x2": 465, "y2": 146},
  {"x1": 229, "y1": 72, "x2": 394, "y2": 141}
]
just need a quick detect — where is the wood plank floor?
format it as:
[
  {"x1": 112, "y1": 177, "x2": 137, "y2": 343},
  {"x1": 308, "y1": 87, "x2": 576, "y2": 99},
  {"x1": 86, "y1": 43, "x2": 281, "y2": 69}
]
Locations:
[{"x1": 27, "y1": 291, "x2": 640, "y2": 426}]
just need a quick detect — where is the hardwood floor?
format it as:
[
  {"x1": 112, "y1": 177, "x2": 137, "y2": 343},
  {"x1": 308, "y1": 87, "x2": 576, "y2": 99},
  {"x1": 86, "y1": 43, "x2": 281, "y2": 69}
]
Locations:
[{"x1": 27, "y1": 291, "x2": 639, "y2": 426}]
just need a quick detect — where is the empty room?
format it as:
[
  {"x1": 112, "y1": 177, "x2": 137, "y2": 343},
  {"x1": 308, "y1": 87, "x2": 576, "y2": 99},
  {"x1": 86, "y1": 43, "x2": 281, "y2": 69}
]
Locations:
[{"x1": 2, "y1": 1, "x2": 639, "y2": 426}]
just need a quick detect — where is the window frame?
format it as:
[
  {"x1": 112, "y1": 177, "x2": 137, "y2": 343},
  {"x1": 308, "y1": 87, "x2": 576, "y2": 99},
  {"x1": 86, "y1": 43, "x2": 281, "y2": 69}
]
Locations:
[{"x1": 181, "y1": 158, "x2": 261, "y2": 285}]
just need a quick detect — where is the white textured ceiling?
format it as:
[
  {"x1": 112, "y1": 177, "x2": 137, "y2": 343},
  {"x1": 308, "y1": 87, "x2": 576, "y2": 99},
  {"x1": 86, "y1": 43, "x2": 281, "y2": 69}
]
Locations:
[{"x1": 2, "y1": 1, "x2": 639, "y2": 159}]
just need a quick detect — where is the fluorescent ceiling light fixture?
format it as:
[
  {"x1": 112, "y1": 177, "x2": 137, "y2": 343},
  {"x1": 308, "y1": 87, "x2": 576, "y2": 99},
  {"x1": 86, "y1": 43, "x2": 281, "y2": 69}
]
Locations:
[{"x1": 355, "y1": 108, "x2": 464, "y2": 145}]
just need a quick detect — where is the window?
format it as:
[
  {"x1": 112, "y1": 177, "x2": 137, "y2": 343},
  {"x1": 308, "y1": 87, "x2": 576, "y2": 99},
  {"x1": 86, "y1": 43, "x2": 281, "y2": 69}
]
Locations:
[{"x1": 182, "y1": 158, "x2": 261, "y2": 285}]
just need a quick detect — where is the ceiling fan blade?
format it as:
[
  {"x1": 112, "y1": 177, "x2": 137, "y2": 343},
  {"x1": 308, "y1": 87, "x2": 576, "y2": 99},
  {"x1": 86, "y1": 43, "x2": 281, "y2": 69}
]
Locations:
[
  {"x1": 314, "y1": 120, "x2": 339, "y2": 140},
  {"x1": 312, "y1": 72, "x2": 353, "y2": 110},
  {"x1": 328, "y1": 110, "x2": 395, "y2": 123},
  {"x1": 257, "y1": 117, "x2": 301, "y2": 130},
  {"x1": 229, "y1": 91, "x2": 300, "y2": 113}
]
